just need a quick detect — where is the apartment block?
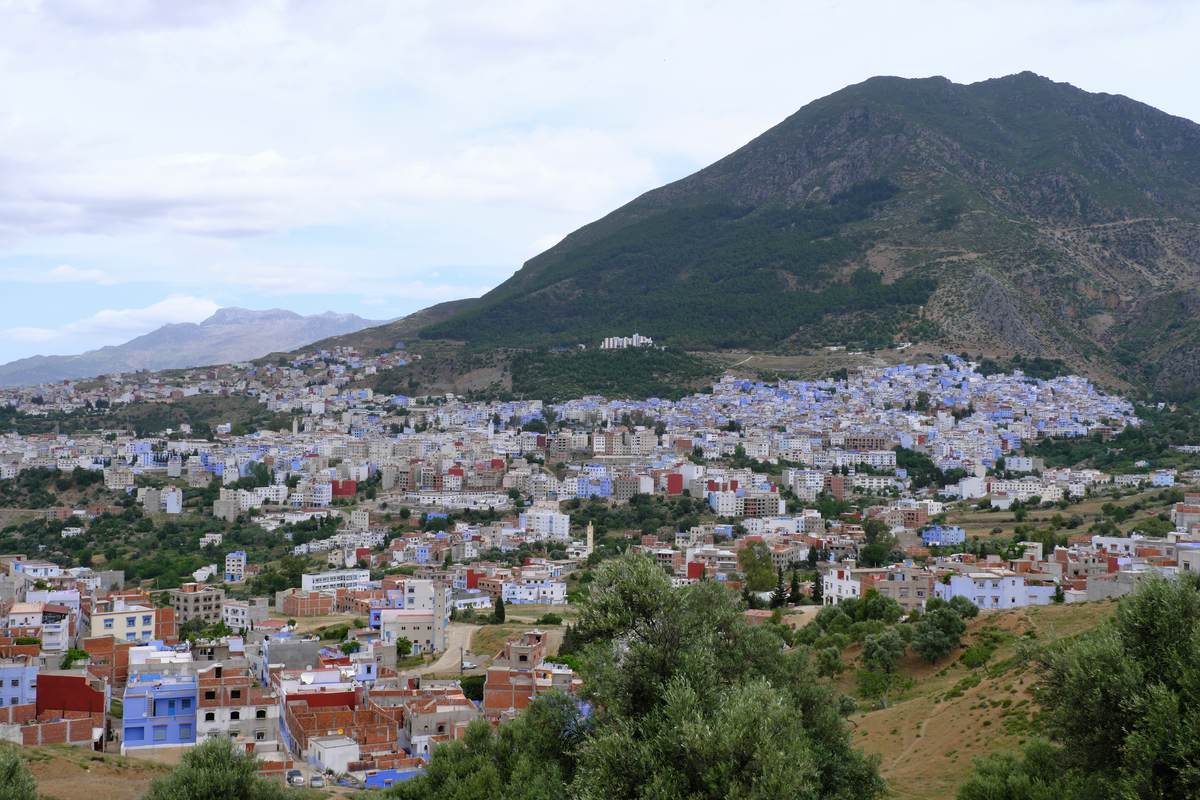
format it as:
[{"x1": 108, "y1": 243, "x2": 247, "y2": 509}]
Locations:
[{"x1": 170, "y1": 583, "x2": 226, "y2": 626}]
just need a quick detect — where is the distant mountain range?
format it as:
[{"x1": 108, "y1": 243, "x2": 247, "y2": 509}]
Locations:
[
  {"x1": 0, "y1": 308, "x2": 385, "y2": 387},
  {"x1": 401, "y1": 71, "x2": 1200, "y2": 397}
]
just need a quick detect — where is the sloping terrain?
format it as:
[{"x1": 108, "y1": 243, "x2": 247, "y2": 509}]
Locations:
[
  {"x1": 850, "y1": 601, "x2": 1117, "y2": 799},
  {"x1": 0, "y1": 308, "x2": 384, "y2": 387},
  {"x1": 409, "y1": 72, "x2": 1200, "y2": 396}
]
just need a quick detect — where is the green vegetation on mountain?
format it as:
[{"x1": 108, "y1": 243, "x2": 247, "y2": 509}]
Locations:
[
  {"x1": 1029, "y1": 399, "x2": 1200, "y2": 472},
  {"x1": 510, "y1": 347, "x2": 715, "y2": 401},
  {"x1": 403, "y1": 72, "x2": 1200, "y2": 395},
  {"x1": 0, "y1": 394, "x2": 290, "y2": 437},
  {"x1": 0, "y1": 467, "x2": 105, "y2": 509},
  {"x1": 425, "y1": 180, "x2": 935, "y2": 351}
]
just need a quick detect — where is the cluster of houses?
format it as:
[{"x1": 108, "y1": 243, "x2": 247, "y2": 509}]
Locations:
[
  {"x1": 4, "y1": 352, "x2": 1199, "y2": 781},
  {"x1": 0, "y1": 548, "x2": 579, "y2": 785}
]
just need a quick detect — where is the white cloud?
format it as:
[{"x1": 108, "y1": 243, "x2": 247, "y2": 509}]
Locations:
[
  {"x1": 2, "y1": 294, "x2": 220, "y2": 351},
  {"x1": 0, "y1": 0, "x2": 1198, "y2": 363},
  {"x1": 0, "y1": 263, "x2": 115, "y2": 284}
]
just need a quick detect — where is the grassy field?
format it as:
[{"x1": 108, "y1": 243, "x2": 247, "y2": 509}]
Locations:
[
  {"x1": 10, "y1": 744, "x2": 171, "y2": 800},
  {"x1": 470, "y1": 622, "x2": 566, "y2": 657},
  {"x1": 941, "y1": 485, "x2": 1179, "y2": 541},
  {"x1": 848, "y1": 601, "x2": 1117, "y2": 800},
  {"x1": 501, "y1": 603, "x2": 579, "y2": 622}
]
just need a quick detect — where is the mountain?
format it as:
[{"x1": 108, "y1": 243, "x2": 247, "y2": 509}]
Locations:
[
  {"x1": 291, "y1": 297, "x2": 481, "y2": 356},
  {"x1": 0, "y1": 308, "x2": 385, "y2": 387},
  {"x1": 418, "y1": 72, "x2": 1200, "y2": 397}
]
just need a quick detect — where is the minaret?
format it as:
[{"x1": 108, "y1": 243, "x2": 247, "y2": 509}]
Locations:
[
  {"x1": 585, "y1": 521, "x2": 594, "y2": 557},
  {"x1": 292, "y1": 416, "x2": 298, "y2": 436}
]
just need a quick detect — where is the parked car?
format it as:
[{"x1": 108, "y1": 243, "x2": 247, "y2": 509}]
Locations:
[
  {"x1": 309, "y1": 776, "x2": 325, "y2": 788},
  {"x1": 461, "y1": 661, "x2": 478, "y2": 670},
  {"x1": 286, "y1": 770, "x2": 305, "y2": 787}
]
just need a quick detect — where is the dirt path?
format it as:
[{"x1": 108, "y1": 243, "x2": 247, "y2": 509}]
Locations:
[{"x1": 420, "y1": 622, "x2": 480, "y2": 674}]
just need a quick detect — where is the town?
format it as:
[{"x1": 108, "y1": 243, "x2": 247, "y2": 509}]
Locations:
[{"x1": 1, "y1": 345, "x2": 1196, "y2": 793}]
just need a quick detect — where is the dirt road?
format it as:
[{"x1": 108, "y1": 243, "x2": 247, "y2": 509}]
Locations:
[{"x1": 420, "y1": 622, "x2": 480, "y2": 675}]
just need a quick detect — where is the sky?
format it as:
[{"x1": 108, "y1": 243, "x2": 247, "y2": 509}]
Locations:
[{"x1": 1, "y1": 0, "x2": 1198, "y2": 362}]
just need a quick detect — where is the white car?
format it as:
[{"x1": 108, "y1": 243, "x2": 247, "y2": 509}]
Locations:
[
  {"x1": 461, "y1": 660, "x2": 478, "y2": 670},
  {"x1": 286, "y1": 770, "x2": 305, "y2": 787}
]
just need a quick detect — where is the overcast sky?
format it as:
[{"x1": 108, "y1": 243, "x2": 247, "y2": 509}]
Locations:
[{"x1": 1, "y1": 0, "x2": 1198, "y2": 362}]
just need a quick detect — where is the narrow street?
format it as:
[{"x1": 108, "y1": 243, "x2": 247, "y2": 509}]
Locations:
[{"x1": 420, "y1": 622, "x2": 481, "y2": 675}]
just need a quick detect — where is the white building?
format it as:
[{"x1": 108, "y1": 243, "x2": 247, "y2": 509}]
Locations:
[
  {"x1": 521, "y1": 508, "x2": 570, "y2": 541},
  {"x1": 934, "y1": 570, "x2": 1056, "y2": 610},
  {"x1": 301, "y1": 569, "x2": 371, "y2": 594},
  {"x1": 501, "y1": 575, "x2": 568, "y2": 605}
]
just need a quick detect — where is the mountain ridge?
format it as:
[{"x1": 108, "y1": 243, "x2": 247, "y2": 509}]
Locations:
[
  {"x1": 405, "y1": 71, "x2": 1200, "y2": 396},
  {"x1": 0, "y1": 307, "x2": 386, "y2": 387}
]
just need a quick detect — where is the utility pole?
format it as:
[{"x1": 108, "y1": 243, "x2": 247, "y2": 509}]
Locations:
[{"x1": 459, "y1": 645, "x2": 464, "y2": 675}]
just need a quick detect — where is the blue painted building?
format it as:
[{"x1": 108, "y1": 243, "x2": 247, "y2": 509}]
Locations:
[
  {"x1": 0, "y1": 659, "x2": 38, "y2": 706},
  {"x1": 121, "y1": 673, "x2": 197, "y2": 754},
  {"x1": 921, "y1": 524, "x2": 966, "y2": 547}
]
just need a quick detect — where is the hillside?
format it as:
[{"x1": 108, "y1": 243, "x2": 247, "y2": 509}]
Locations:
[
  {"x1": 850, "y1": 601, "x2": 1117, "y2": 800},
  {"x1": 295, "y1": 298, "x2": 479, "y2": 355},
  {"x1": 415, "y1": 72, "x2": 1200, "y2": 397},
  {"x1": 0, "y1": 308, "x2": 384, "y2": 388}
]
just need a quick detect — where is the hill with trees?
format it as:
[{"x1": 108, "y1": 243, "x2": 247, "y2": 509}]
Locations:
[{"x1": 408, "y1": 72, "x2": 1200, "y2": 397}]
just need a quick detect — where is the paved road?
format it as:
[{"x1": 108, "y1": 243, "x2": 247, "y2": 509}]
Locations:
[{"x1": 420, "y1": 622, "x2": 480, "y2": 675}]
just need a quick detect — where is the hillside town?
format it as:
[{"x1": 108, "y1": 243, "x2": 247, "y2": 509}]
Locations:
[{"x1": 1, "y1": 349, "x2": 1197, "y2": 789}]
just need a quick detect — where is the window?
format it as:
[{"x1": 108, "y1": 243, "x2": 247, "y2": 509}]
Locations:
[
  {"x1": 230, "y1": 689, "x2": 241, "y2": 699},
  {"x1": 179, "y1": 724, "x2": 192, "y2": 739},
  {"x1": 126, "y1": 727, "x2": 144, "y2": 742},
  {"x1": 9, "y1": 680, "x2": 17, "y2": 687},
  {"x1": 153, "y1": 725, "x2": 167, "y2": 742},
  {"x1": 126, "y1": 617, "x2": 136, "y2": 627},
  {"x1": 126, "y1": 633, "x2": 136, "y2": 641},
  {"x1": 230, "y1": 711, "x2": 240, "y2": 720},
  {"x1": 256, "y1": 709, "x2": 266, "y2": 719},
  {"x1": 255, "y1": 730, "x2": 266, "y2": 740},
  {"x1": 181, "y1": 698, "x2": 191, "y2": 710},
  {"x1": 143, "y1": 615, "x2": 152, "y2": 625},
  {"x1": 103, "y1": 619, "x2": 113, "y2": 630},
  {"x1": 204, "y1": 691, "x2": 215, "y2": 700},
  {"x1": 204, "y1": 712, "x2": 215, "y2": 722}
]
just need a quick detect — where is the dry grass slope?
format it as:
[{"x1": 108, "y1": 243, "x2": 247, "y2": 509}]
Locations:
[{"x1": 849, "y1": 601, "x2": 1117, "y2": 800}]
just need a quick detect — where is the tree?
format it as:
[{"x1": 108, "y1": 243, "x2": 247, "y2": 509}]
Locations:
[
  {"x1": 806, "y1": 546, "x2": 819, "y2": 569},
  {"x1": 811, "y1": 571, "x2": 825, "y2": 606},
  {"x1": 788, "y1": 570, "x2": 803, "y2": 606},
  {"x1": 395, "y1": 637, "x2": 414, "y2": 658},
  {"x1": 859, "y1": 517, "x2": 898, "y2": 567},
  {"x1": 946, "y1": 595, "x2": 980, "y2": 620},
  {"x1": 0, "y1": 746, "x2": 37, "y2": 800},
  {"x1": 769, "y1": 567, "x2": 788, "y2": 608},
  {"x1": 815, "y1": 646, "x2": 845, "y2": 677},
  {"x1": 491, "y1": 596, "x2": 506, "y2": 624},
  {"x1": 857, "y1": 589, "x2": 903, "y2": 624},
  {"x1": 143, "y1": 735, "x2": 288, "y2": 800},
  {"x1": 957, "y1": 577, "x2": 1200, "y2": 799},
  {"x1": 912, "y1": 607, "x2": 966, "y2": 663},
  {"x1": 859, "y1": 628, "x2": 905, "y2": 708},
  {"x1": 393, "y1": 553, "x2": 886, "y2": 800},
  {"x1": 738, "y1": 541, "x2": 775, "y2": 591}
]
